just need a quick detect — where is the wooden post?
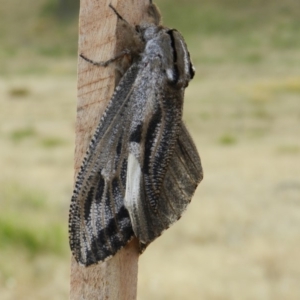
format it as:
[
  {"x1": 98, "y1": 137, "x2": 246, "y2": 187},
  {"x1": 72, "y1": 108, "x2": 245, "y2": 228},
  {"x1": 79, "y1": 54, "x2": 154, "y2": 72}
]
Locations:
[{"x1": 70, "y1": 0, "x2": 149, "y2": 299}]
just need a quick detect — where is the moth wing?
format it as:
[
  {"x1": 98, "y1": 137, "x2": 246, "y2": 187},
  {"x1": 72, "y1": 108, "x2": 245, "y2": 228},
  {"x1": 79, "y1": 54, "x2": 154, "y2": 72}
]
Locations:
[
  {"x1": 69, "y1": 64, "x2": 140, "y2": 266},
  {"x1": 126, "y1": 122, "x2": 203, "y2": 250}
]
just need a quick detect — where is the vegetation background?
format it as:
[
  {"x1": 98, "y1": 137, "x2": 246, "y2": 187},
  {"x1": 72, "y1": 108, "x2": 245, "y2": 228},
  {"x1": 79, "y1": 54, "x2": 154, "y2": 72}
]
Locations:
[{"x1": 1, "y1": 0, "x2": 300, "y2": 299}]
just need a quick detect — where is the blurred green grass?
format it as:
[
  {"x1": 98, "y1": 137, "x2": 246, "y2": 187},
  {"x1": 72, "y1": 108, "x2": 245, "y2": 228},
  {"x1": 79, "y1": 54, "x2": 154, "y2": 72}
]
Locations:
[
  {"x1": 9, "y1": 127, "x2": 37, "y2": 142},
  {"x1": 0, "y1": 183, "x2": 67, "y2": 255}
]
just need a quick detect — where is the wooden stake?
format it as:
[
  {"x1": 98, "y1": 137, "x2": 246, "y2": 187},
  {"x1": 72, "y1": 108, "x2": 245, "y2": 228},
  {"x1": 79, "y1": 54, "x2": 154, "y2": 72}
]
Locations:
[{"x1": 70, "y1": 0, "x2": 149, "y2": 299}]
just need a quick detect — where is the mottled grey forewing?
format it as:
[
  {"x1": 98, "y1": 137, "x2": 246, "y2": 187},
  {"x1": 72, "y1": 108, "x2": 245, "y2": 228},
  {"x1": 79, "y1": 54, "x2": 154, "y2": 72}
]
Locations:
[
  {"x1": 121, "y1": 27, "x2": 202, "y2": 250},
  {"x1": 130, "y1": 122, "x2": 203, "y2": 249},
  {"x1": 69, "y1": 64, "x2": 140, "y2": 266}
]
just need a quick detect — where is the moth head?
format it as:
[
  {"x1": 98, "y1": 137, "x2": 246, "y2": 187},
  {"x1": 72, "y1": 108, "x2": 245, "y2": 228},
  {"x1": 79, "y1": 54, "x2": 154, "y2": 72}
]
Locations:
[
  {"x1": 146, "y1": 3, "x2": 161, "y2": 26},
  {"x1": 136, "y1": 2, "x2": 161, "y2": 40}
]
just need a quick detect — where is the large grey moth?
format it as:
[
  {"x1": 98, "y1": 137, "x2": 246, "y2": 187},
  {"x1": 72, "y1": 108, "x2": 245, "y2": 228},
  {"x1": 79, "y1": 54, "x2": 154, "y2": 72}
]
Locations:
[{"x1": 69, "y1": 2, "x2": 203, "y2": 266}]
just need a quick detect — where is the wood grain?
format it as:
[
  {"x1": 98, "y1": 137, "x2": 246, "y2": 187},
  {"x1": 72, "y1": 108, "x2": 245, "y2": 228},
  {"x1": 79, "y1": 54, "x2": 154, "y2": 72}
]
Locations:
[{"x1": 70, "y1": 0, "x2": 150, "y2": 299}]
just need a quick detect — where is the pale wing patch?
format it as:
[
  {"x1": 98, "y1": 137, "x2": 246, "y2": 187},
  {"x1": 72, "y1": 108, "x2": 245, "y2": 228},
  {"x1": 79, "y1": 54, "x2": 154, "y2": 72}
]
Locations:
[{"x1": 124, "y1": 153, "x2": 142, "y2": 231}]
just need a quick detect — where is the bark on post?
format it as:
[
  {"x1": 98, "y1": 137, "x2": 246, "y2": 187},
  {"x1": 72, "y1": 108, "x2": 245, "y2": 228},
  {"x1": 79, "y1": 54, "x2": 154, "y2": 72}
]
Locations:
[{"x1": 70, "y1": 0, "x2": 149, "y2": 298}]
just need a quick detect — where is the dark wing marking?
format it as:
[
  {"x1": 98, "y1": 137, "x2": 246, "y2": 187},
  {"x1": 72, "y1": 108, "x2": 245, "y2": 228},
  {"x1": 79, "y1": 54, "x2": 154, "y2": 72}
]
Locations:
[{"x1": 69, "y1": 64, "x2": 139, "y2": 266}]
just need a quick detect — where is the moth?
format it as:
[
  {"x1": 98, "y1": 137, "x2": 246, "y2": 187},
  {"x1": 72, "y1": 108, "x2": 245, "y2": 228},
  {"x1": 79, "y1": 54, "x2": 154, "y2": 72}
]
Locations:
[{"x1": 69, "y1": 2, "x2": 203, "y2": 266}]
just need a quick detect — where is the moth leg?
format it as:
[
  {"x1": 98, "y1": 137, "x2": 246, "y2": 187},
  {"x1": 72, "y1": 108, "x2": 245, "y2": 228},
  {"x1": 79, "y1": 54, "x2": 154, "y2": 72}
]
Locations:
[
  {"x1": 79, "y1": 4, "x2": 133, "y2": 68},
  {"x1": 109, "y1": 4, "x2": 131, "y2": 25},
  {"x1": 79, "y1": 50, "x2": 131, "y2": 68}
]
